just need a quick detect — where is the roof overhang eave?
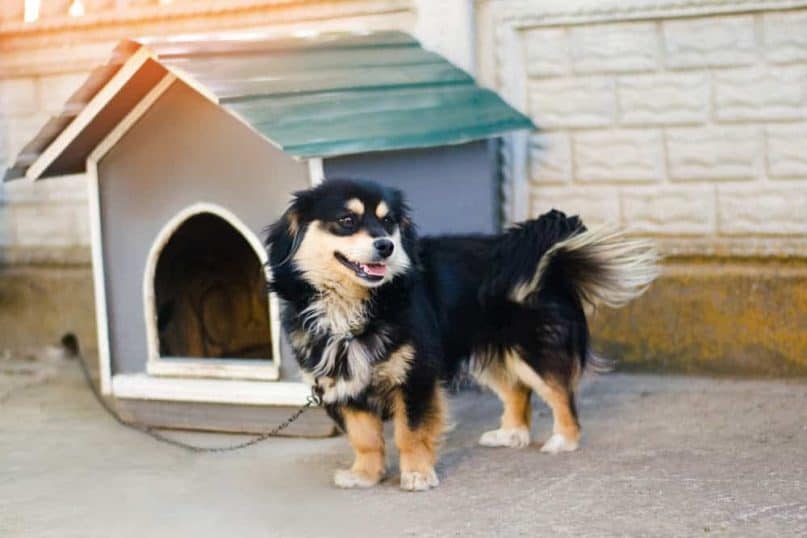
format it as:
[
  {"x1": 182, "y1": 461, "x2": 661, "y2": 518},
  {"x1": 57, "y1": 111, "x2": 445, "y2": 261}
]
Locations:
[{"x1": 20, "y1": 45, "x2": 162, "y2": 181}]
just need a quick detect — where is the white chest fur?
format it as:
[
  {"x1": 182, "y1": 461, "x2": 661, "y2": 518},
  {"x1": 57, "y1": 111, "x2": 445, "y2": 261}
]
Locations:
[
  {"x1": 299, "y1": 331, "x2": 393, "y2": 404},
  {"x1": 300, "y1": 288, "x2": 369, "y2": 336}
]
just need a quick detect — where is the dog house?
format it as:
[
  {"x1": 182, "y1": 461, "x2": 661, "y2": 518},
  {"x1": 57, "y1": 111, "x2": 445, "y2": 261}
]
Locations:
[{"x1": 5, "y1": 31, "x2": 533, "y2": 435}]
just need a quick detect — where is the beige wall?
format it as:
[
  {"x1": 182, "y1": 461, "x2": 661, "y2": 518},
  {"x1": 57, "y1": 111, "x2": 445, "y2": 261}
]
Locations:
[
  {"x1": 479, "y1": 0, "x2": 807, "y2": 258},
  {"x1": 2, "y1": 0, "x2": 806, "y2": 263}
]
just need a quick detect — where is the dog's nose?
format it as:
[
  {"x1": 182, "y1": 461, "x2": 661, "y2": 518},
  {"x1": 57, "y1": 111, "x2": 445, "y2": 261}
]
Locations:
[{"x1": 374, "y1": 238, "x2": 394, "y2": 259}]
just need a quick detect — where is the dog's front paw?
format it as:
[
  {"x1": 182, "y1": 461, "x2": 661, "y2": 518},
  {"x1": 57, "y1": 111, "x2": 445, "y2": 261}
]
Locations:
[
  {"x1": 478, "y1": 427, "x2": 531, "y2": 448},
  {"x1": 400, "y1": 469, "x2": 439, "y2": 492},
  {"x1": 540, "y1": 433, "x2": 579, "y2": 454},
  {"x1": 333, "y1": 469, "x2": 381, "y2": 489}
]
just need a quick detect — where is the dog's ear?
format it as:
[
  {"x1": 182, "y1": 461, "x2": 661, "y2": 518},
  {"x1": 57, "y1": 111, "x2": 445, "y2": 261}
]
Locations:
[
  {"x1": 391, "y1": 188, "x2": 419, "y2": 266},
  {"x1": 264, "y1": 188, "x2": 314, "y2": 269}
]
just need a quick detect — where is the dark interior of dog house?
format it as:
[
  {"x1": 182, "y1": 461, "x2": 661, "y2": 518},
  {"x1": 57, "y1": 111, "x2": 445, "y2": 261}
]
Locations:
[{"x1": 153, "y1": 212, "x2": 272, "y2": 360}]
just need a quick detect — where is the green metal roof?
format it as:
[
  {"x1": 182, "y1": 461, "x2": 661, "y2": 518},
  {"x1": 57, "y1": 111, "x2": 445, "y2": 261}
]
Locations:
[
  {"x1": 7, "y1": 31, "x2": 534, "y2": 180},
  {"x1": 151, "y1": 31, "x2": 534, "y2": 158}
]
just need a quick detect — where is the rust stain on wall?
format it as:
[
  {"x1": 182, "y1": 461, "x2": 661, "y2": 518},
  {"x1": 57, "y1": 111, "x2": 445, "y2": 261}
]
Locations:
[{"x1": 592, "y1": 258, "x2": 807, "y2": 377}]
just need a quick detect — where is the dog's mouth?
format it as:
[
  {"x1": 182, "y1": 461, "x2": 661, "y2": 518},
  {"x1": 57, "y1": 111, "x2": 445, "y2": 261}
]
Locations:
[{"x1": 334, "y1": 252, "x2": 387, "y2": 282}]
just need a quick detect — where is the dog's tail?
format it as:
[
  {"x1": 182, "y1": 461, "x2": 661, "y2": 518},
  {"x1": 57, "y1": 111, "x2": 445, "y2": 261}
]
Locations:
[{"x1": 480, "y1": 209, "x2": 660, "y2": 312}]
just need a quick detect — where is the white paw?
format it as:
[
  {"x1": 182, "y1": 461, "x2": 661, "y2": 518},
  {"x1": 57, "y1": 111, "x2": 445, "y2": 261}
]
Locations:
[
  {"x1": 540, "y1": 433, "x2": 579, "y2": 454},
  {"x1": 478, "y1": 428, "x2": 531, "y2": 448},
  {"x1": 333, "y1": 469, "x2": 380, "y2": 489},
  {"x1": 400, "y1": 470, "x2": 439, "y2": 491}
]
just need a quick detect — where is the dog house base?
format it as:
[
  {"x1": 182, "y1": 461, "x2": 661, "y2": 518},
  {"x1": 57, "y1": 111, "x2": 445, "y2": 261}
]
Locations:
[
  {"x1": 112, "y1": 374, "x2": 336, "y2": 437},
  {"x1": 115, "y1": 399, "x2": 336, "y2": 437}
]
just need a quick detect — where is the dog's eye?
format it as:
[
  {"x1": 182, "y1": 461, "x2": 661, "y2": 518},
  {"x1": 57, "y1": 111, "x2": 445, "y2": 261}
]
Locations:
[
  {"x1": 338, "y1": 215, "x2": 355, "y2": 229},
  {"x1": 382, "y1": 216, "x2": 395, "y2": 227}
]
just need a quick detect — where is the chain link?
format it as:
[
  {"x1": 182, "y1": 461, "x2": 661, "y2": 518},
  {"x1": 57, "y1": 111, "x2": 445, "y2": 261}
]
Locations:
[{"x1": 75, "y1": 350, "x2": 322, "y2": 453}]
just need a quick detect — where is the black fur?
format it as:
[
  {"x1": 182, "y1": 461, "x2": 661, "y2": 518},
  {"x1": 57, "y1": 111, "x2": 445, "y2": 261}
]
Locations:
[{"x1": 265, "y1": 179, "x2": 600, "y2": 432}]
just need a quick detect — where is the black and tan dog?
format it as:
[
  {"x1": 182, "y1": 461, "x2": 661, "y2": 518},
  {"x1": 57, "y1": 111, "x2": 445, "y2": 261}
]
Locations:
[{"x1": 265, "y1": 179, "x2": 658, "y2": 491}]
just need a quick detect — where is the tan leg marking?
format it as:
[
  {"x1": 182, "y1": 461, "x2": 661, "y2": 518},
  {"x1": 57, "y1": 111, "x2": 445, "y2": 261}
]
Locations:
[
  {"x1": 474, "y1": 358, "x2": 532, "y2": 448},
  {"x1": 333, "y1": 408, "x2": 385, "y2": 488},
  {"x1": 506, "y1": 353, "x2": 581, "y2": 453},
  {"x1": 393, "y1": 388, "x2": 446, "y2": 491}
]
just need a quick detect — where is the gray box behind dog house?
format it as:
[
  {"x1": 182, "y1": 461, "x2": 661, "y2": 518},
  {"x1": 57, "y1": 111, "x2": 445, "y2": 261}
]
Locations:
[{"x1": 324, "y1": 139, "x2": 501, "y2": 235}]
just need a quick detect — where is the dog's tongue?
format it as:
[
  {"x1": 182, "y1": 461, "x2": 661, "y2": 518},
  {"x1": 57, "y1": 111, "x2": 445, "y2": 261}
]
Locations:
[{"x1": 361, "y1": 263, "x2": 387, "y2": 277}]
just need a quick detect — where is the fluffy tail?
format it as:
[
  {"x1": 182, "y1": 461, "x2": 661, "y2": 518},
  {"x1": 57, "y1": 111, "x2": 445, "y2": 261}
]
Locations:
[
  {"x1": 526, "y1": 226, "x2": 660, "y2": 309},
  {"x1": 479, "y1": 210, "x2": 659, "y2": 373},
  {"x1": 482, "y1": 210, "x2": 661, "y2": 311}
]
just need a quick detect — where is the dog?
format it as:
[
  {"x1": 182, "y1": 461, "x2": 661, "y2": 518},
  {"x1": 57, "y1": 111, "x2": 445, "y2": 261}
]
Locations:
[{"x1": 265, "y1": 178, "x2": 659, "y2": 491}]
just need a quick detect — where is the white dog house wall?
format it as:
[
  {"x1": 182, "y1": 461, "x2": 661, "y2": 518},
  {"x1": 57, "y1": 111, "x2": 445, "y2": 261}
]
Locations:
[{"x1": 6, "y1": 31, "x2": 533, "y2": 435}]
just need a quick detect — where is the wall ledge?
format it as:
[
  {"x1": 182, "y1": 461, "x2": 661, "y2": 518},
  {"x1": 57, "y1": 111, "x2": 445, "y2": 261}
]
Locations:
[{"x1": 483, "y1": 0, "x2": 807, "y2": 28}]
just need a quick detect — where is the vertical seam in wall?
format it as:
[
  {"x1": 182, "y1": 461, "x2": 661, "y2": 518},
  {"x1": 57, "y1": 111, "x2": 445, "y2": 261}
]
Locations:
[
  {"x1": 753, "y1": 12, "x2": 766, "y2": 65},
  {"x1": 655, "y1": 20, "x2": 666, "y2": 73}
]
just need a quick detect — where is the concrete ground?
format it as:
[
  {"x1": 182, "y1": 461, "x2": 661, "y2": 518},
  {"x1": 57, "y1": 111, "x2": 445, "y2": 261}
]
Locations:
[{"x1": 1, "y1": 353, "x2": 806, "y2": 537}]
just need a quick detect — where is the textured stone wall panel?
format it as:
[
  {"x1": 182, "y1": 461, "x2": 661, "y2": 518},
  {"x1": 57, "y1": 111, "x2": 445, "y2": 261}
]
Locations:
[
  {"x1": 619, "y1": 72, "x2": 710, "y2": 126},
  {"x1": 763, "y1": 11, "x2": 807, "y2": 64},
  {"x1": 508, "y1": 6, "x2": 807, "y2": 256},
  {"x1": 524, "y1": 28, "x2": 570, "y2": 78},
  {"x1": 529, "y1": 132, "x2": 572, "y2": 184},
  {"x1": 766, "y1": 123, "x2": 807, "y2": 178},
  {"x1": 574, "y1": 129, "x2": 664, "y2": 182},
  {"x1": 622, "y1": 186, "x2": 716, "y2": 235},
  {"x1": 531, "y1": 186, "x2": 620, "y2": 227},
  {"x1": 714, "y1": 66, "x2": 807, "y2": 122},
  {"x1": 666, "y1": 126, "x2": 763, "y2": 181},
  {"x1": 663, "y1": 15, "x2": 757, "y2": 69},
  {"x1": 718, "y1": 183, "x2": 807, "y2": 235},
  {"x1": 529, "y1": 77, "x2": 615, "y2": 128},
  {"x1": 569, "y1": 22, "x2": 658, "y2": 74}
]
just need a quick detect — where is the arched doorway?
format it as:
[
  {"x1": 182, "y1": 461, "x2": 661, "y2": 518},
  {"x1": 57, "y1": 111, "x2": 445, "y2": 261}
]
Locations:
[{"x1": 143, "y1": 203, "x2": 280, "y2": 380}]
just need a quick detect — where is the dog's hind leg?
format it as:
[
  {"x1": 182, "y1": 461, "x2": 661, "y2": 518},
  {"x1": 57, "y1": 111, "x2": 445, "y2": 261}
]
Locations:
[
  {"x1": 333, "y1": 407, "x2": 386, "y2": 488},
  {"x1": 473, "y1": 358, "x2": 532, "y2": 448},
  {"x1": 393, "y1": 386, "x2": 446, "y2": 491},
  {"x1": 507, "y1": 353, "x2": 581, "y2": 453}
]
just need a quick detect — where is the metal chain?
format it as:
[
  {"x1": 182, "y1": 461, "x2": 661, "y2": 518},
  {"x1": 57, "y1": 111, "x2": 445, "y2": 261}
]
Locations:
[{"x1": 74, "y1": 349, "x2": 321, "y2": 453}]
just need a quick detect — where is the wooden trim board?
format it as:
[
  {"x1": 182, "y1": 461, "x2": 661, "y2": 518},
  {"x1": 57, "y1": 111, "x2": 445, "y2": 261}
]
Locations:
[
  {"x1": 307, "y1": 158, "x2": 325, "y2": 186},
  {"x1": 84, "y1": 72, "x2": 176, "y2": 395},
  {"x1": 88, "y1": 73, "x2": 177, "y2": 162},
  {"x1": 113, "y1": 397, "x2": 336, "y2": 437},
  {"x1": 27, "y1": 46, "x2": 155, "y2": 181},
  {"x1": 85, "y1": 160, "x2": 112, "y2": 394},
  {"x1": 147, "y1": 358, "x2": 279, "y2": 382},
  {"x1": 112, "y1": 374, "x2": 311, "y2": 406}
]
